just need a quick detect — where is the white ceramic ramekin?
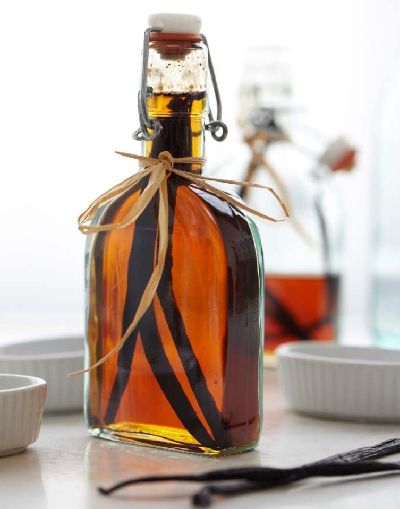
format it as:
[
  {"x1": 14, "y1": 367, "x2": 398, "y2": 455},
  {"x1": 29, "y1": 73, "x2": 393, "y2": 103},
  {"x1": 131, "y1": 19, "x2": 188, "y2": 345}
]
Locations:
[
  {"x1": 0, "y1": 374, "x2": 46, "y2": 456},
  {"x1": 277, "y1": 342, "x2": 400, "y2": 422},
  {"x1": 0, "y1": 336, "x2": 84, "y2": 412}
]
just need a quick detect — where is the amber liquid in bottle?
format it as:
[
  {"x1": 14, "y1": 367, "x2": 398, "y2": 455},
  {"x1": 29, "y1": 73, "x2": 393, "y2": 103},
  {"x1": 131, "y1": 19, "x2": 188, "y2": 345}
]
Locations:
[
  {"x1": 264, "y1": 274, "x2": 339, "y2": 352},
  {"x1": 84, "y1": 90, "x2": 263, "y2": 455}
]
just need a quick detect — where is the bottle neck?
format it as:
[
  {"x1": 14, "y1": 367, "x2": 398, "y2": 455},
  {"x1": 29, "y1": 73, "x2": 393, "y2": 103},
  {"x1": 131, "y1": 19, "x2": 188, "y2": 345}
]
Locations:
[
  {"x1": 145, "y1": 91, "x2": 206, "y2": 171},
  {"x1": 143, "y1": 38, "x2": 208, "y2": 172}
]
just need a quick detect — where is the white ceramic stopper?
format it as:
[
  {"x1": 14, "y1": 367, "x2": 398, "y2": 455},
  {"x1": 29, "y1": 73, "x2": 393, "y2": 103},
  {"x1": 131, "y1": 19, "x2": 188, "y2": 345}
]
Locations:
[{"x1": 148, "y1": 13, "x2": 202, "y2": 34}]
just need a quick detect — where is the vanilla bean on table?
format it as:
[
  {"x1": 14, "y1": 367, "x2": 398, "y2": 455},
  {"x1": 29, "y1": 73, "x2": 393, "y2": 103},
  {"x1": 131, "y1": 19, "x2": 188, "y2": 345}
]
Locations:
[
  {"x1": 314, "y1": 437, "x2": 400, "y2": 464},
  {"x1": 98, "y1": 438, "x2": 400, "y2": 506}
]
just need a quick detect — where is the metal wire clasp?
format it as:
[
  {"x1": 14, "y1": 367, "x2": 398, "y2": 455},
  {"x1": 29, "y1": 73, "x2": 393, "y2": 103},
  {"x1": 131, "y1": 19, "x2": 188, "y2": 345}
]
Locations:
[
  {"x1": 201, "y1": 33, "x2": 228, "y2": 142},
  {"x1": 133, "y1": 29, "x2": 228, "y2": 142}
]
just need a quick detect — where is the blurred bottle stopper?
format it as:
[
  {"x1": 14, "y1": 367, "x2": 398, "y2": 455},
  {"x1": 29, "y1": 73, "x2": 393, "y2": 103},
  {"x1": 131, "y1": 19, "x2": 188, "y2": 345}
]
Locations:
[
  {"x1": 239, "y1": 46, "x2": 293, "y2": 127},
  {"x1": 319, "y1": 137, "x2": 357, "y2": 172}
]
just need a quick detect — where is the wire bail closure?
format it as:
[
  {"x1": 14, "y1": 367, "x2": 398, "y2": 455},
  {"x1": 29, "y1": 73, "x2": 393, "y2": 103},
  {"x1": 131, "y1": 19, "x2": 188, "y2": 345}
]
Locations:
[{"x1": 133, "y1": 28, "x2": 228, "y2": 142}]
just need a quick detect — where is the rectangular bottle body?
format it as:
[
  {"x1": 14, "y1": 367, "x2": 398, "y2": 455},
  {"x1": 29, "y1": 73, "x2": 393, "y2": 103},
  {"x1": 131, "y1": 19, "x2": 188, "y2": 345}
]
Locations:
[{"x1": 84, "y1": 175, "x2": 264, "y2": 454}]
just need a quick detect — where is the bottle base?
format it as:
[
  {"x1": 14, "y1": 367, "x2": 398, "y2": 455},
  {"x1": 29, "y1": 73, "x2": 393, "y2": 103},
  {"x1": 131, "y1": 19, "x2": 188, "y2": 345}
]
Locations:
[{"x1": 88, "y1": 422, "x2": 257, "y2": 456}]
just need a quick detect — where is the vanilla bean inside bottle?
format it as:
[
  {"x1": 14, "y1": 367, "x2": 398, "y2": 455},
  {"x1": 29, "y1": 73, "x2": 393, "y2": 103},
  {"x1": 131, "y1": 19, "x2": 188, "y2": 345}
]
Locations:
[{"x1": 84, "y1": 21, "x2": 263, "y2": 455}]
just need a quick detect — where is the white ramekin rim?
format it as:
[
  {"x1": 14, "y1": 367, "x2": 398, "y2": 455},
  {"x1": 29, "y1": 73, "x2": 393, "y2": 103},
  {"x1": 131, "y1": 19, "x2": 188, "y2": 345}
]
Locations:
[
  {"x1": 276, "y1": 342, "x2": 400, "y2": 368},
  {"x1": 0, "y1": 373, "x2": 47, "y2": 394},
  {"x1": 0, "y1": 336, "x2": 84, "y2": 362}
]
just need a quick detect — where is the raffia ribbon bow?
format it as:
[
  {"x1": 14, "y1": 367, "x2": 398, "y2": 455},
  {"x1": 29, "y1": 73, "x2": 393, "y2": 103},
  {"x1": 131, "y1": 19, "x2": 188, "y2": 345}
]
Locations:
[{"x1": 74, "y1": 151, "x2": 289, "y2": 375}]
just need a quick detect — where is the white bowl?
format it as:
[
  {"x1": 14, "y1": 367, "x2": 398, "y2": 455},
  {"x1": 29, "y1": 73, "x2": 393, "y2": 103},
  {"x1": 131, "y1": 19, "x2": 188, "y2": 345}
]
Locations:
[
  {"x1": 277, "y1": 342, "x2": 400, "y2": 422},
  {"x1": 0, "y1": 374, "x2": 46, "y2": 456},
  {"x1": 0, "y1": 336, "x2": 84, "y2": 412}
]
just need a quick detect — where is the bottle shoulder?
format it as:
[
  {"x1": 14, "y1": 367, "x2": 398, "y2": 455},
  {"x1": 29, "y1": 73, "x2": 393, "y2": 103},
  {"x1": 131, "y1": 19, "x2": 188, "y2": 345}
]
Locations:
[
  {"x1": 88, "y1": 175, "x2": 258, "y2": 244},
  {"x1": 181, "y1": 179, "x2": 250, "y2": 225}
]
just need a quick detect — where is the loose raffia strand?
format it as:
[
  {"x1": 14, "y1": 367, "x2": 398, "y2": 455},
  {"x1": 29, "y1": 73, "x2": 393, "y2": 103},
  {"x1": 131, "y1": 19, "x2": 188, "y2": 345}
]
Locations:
[{"x1": 70, "y1": 150, "x2": 289, "y2": 376}]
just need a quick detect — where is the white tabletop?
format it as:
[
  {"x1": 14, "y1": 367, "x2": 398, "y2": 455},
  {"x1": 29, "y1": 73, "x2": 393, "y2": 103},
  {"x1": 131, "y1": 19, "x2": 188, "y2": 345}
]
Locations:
[{"x1": 1, "y1": 370, "x2": 400, "y2": 509}]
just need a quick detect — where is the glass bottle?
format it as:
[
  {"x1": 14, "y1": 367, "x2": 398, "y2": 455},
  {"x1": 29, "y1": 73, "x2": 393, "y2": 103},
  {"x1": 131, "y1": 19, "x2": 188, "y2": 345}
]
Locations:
[
  {"x1": 240, "y1": 118, "x2": 344, "y2": 356},
  {"x1": 372, "y1": 54, "x2": 400, "y2": 346},
  {"x1": 237, "y1": 49, "x2": 354, "y2": 356},
  {"x1": 83, "y1": 15, "x2": 264, "y2": 455}
]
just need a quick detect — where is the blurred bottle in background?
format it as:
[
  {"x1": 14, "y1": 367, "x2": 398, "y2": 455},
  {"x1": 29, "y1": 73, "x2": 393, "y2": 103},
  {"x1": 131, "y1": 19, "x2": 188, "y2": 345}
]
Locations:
[
  {"x1": 238, "y1": 47, "x2": 356, "y2": 360},
  {"x1": 373, "y1": 55, "x2": 400, "y2": 347}
]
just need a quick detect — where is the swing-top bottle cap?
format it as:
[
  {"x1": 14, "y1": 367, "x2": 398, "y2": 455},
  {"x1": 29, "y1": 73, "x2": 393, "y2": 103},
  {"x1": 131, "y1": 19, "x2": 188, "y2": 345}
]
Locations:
[{"x1": 148, "y1": 13, "x2": 202, "y2": 35}]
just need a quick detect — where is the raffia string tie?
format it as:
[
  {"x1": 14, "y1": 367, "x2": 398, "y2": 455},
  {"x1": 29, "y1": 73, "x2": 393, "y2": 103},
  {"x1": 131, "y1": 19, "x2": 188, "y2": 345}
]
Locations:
[
  {"x1": 244, "y1": 132, "x2": 314, "y2": 245},
  {"x1": 71, "y1": 151, "x2": 289, "y2": 376}
]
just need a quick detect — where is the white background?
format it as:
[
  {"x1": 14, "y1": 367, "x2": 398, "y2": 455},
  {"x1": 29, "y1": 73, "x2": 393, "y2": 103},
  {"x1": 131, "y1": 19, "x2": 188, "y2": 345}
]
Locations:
[{"x1": 0, "y1": 0, "x2": 399, "y2": 342}]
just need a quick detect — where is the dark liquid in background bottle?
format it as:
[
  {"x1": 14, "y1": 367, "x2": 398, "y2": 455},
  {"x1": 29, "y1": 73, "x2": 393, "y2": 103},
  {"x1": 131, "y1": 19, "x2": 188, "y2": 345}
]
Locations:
[{"x1": 264, "y1": 274, "x2": 340, "y2": 353}]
